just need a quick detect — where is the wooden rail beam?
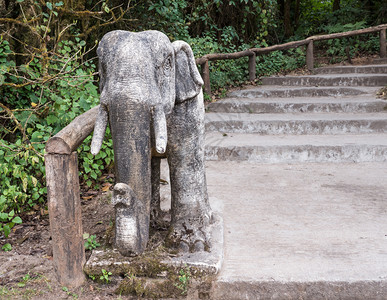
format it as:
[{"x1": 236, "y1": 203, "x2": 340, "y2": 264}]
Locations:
[
  {"x1": 46, "y1": 106, "x2": 99, "y2": 154},
  {"x1": 250, "y1": 39, "x2": 309, "y2": 54},
  {"x1": 308, "y1": 24, "x2": 387, "y2": 41}
]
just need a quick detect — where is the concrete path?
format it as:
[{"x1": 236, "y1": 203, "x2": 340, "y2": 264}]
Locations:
[
  {"x1": 198, "y1": 64, "x2": 387, "y2": 298},
  {"x1": 206, "y1": 161, "x2": 387, "y2": 299}
]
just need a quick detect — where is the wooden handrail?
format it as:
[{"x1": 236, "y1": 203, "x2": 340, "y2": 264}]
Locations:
[
  {"x1": 45, "y1": 105, "x2": 99, "y2": 154},
  {"x1": 196, "y1": 23, "x2": 387, "y2": 94}
]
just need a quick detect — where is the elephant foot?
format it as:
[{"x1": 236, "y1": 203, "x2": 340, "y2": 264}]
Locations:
[{"x1": 166, "y1": 218, "x2": 212, "y2": 253}]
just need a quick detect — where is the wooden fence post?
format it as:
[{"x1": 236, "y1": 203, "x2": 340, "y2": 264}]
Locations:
[
  {"x1": 45, "y1": 152, "x2": 86, "y2": 288},
  {"x1": 248, "y1": 53, "x2": 256, "y2": 81},
  {"x1": 380, "y1": 28, "x2": 386, "y2": 58},
  {"x1": 201, "y1": 60, "x2": 211, "y2": 95},
  {"x1": 306, "y1": 40, "x2": 314, "y2": 71},
  {"x1": 44, "y1": 107, "x2": 98, "y2": 288}
]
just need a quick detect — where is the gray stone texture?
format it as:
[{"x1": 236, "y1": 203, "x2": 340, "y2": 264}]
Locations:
[
  {"x1": 91, "y1": 30, "x2": 213, "y2": 256},
  {"x1": 206, "y1": 161, "x2": 387, "y2": 299}
]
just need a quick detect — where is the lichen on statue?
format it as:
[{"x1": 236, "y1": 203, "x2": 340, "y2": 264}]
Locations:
[{"x1": 90, "y1": 30, "x2": 213, "y2": 256}]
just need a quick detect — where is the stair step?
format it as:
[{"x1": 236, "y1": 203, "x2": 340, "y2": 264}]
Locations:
[
  {"x1": 262, "y1": 74, "x2": 387, "y2": 87},
  {"x1": 205, "y1": 132, "x2": 387, "y2": 163},
  {"x1": 205, "y1": 112, "x2": 387, "y2": 135},
  {"x1": 313, "y1": 64, "x2": 387, "y2": 74},
  {"x1": 206, "y1": 96, "x2": 387, "y2": 114},
  {"x1": 229, "y1": 86, "x2": 375, "y2": 98},
  {"x1": 373, "y1": 58, "x2": 387, "y2": 64}
]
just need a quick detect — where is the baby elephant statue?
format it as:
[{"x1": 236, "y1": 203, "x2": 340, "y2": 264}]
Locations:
[{"x1": 90, "y1": 30, "x2": 213, "y2": 256}]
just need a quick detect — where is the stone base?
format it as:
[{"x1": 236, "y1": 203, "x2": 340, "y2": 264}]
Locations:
[
  {"x1": 84, "y1": 212, "x2": 223, "y2": 277},
  {"x1": 84, "y1": 212, "x2": 223, "y2": 297}
]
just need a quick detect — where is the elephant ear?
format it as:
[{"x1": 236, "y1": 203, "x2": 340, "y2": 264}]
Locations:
[{"x1": 172, "y1": 41, "x2": 204, "y2": 103}]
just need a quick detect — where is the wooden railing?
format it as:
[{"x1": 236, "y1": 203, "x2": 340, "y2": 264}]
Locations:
[{"x1": 195, "y1": 24, "x2": 387, "y2": 94}]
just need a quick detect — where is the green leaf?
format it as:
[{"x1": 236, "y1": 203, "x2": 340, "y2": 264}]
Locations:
[
  {"x1": 55, "y1": 1, "x2": 63, "y2": 6},
  {"x1": 46, "y1": 115, "x2": 57, "y2": 125},
  {"x1": 2, "y1": 243, "x2": 12, "y2": 252},
  {"x1": 0, "y1": 213, "x2": 8, "y2": 222},
  {"x1": 46, "y1": 2, "x2": 53, "y2": 10},
  {"x1": 12, "y1": 216, "x2": 22, "y2": 224},
  {"x1": 3, "y1": 224, "x2": 10, "y2": 238}
]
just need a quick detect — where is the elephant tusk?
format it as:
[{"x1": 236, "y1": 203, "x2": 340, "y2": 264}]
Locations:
[
  {"x1": 91, "y1": 104, "x2": 108, "y2": 155},
  {"x1": 152, "y1": 106, "x2": 167, "y2": 154}
]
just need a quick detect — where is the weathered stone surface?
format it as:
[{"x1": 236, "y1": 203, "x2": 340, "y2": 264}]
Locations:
[
  {"x1": 205, "y1": 161, "x2": 387, "y2": 299},
  {"x1": 205, "y1": 112, "x2": 387, "y2": 135},
  {"x1": 90, "y1": 30, "x2": 213, "y2": 256},
  {"x1": 313, "y1": 64, "x2": 387, "y2": 74},
  {"x1": 262, "y1": 74, "x2": 387, "y2": 86},
  {"x1": 84, "y1": 211, "x2": 223, "y2": 297},
  {"x1": 84, "y1": 212, "x2": 223, "y2": 276},
  {"x1": 205, "y1": 132, "x2": 387, "y2": 163},
  {"x1": 230, "y1": 86, "x2": 372, "y2": 98},
  {"x1": 206, "y1": 96, "x2": 387, "y2": 114}
]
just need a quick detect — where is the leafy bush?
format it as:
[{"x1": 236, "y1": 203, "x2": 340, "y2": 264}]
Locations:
[
  {"x1": 0, "y1": 37, "x2": 113, "y2": 234},
  {"x1": 256, "y1": 48, "x2": 305, "y2": 77},
  {"x1": 315, "y1": 21, "x2": 379, "y2": 63}
]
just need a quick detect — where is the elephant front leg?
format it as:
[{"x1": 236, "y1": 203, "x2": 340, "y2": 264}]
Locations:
[{"x1": 166, "y1": 94, "x2": 213, "y2": 252}]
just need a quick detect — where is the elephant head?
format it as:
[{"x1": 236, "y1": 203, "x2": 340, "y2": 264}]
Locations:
[{"x1": 90, "y1": 30, "x2": 204, "y2": 255}]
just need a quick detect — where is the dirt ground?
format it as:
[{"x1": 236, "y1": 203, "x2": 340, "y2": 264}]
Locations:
[{"x1": 0, "y1": 186, "x2": 131, "y2": 299}]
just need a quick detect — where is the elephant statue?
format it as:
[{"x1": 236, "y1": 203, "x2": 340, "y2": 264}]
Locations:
[{"x1": 90, "y1": 30, "x2": 213, "y2": 256}]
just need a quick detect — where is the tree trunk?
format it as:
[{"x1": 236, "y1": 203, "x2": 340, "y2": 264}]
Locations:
[
  {"x1": 333, "y1": 0, "x2": 340, "y2": 11},
  {"x1": 294, "y1": 0, "x2": 301, "y2": 28},
  {"x1": 284, "y1": 0, "x2": 293, "y2": 38}
]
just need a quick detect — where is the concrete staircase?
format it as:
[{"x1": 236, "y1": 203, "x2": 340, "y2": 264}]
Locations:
[
  {"x1": 205, "y1": 64, "x2": 387, "y2": 163},
  {"x1": 203, "y1": 64, "x2": 387, "y2": 299}
]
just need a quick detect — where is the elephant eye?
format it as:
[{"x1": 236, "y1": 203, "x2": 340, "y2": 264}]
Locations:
[{"x1": 163, "y1": 56, "x2": 172, "y2": 75}]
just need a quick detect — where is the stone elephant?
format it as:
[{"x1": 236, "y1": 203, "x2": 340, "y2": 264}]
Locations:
[{"x1": 90, "y1": 30, "x2": 213, "y2": 256}]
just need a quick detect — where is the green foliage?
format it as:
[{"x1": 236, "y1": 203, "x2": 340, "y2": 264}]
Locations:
[
  {"x1": 0, "y1": 208, "x2": 22, "y2": 238},
  {"x1": 17, "y1": 274, "x2": 31, "y2": 287},
  {"x1": 0, "y1": 36, "x2": 113, "y2": 233},
  {"x1": 317, "y1": 21, "x2": 379, "y2": 62},
  {"x1": 62, "y1": 286, "x2": 78, "y2": 299},
  {"x1": 2, "y1": 243, "x2": 12, "y2": 252},
  {"x1": 100, "y1": 269, "x2": 112, "y2": 283},
  {"x1": 256, "y1": 48, "x2": 305, "y2": 77},
  {"x1": 83, "y1": 233, "x2": 100, "y2": 250},
  {"x1": 174, "y1": 266, "x2": 191, "y2": 295}
]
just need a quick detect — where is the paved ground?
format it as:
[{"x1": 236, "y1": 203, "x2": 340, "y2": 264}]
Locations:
[
  {"x1": 205, "y1": 161, "x2": 387, "y2": 298},
  {"x1": 205, "y1": 161, "x2": 387, "y2": 281}
]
